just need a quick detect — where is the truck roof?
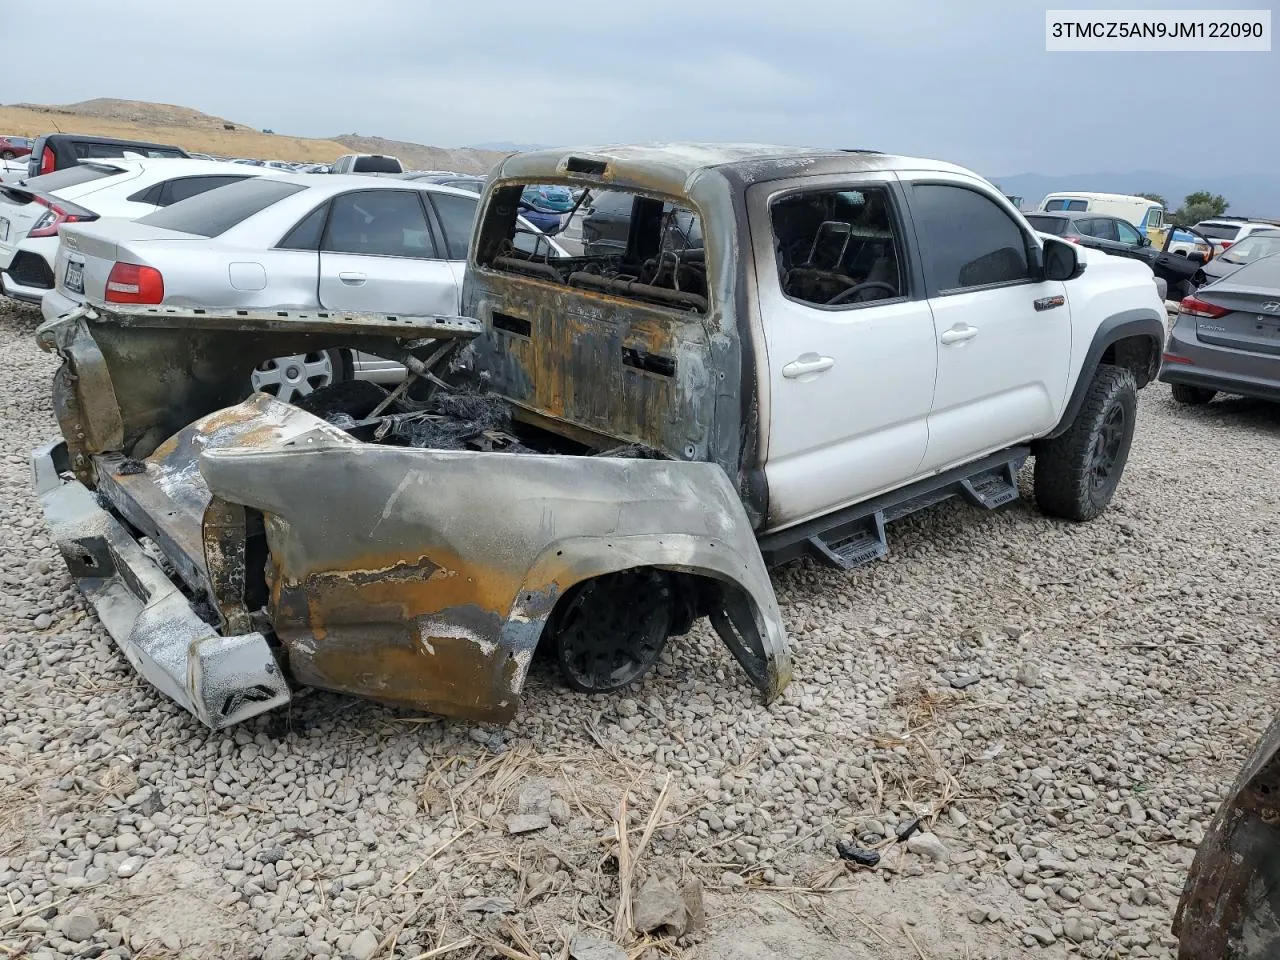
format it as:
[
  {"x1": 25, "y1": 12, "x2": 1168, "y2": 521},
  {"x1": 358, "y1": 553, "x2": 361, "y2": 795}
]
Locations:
[{"x1": 495, "y1": 142, "x2": 981, "y2": 195}]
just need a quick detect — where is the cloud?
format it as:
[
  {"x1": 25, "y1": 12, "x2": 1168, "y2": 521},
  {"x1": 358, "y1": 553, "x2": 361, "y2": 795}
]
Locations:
[{"x1": 5, "y1": 0, "x2": 1275, "y2": 179}]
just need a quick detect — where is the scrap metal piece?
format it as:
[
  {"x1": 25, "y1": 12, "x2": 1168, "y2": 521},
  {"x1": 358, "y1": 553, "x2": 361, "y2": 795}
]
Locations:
[
  {"x1": 32, "y1": 441, "x2": 290, "y2": 730},
  {"x1": 1174, "y1": 716, "x2": 1280, "y2": 959}
]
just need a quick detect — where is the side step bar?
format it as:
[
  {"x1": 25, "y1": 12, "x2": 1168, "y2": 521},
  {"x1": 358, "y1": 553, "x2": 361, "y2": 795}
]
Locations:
[{"x1": 760, "y1": 448, "x2": 1029, "y2": 571}]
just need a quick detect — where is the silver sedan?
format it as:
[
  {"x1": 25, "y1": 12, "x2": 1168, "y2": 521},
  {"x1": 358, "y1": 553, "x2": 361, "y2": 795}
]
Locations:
[{"x1": 44, "y1": 174, "x2": 566, "y2": 400}]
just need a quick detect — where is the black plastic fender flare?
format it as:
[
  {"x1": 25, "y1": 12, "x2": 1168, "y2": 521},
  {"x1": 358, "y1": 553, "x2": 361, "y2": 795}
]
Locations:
[{"x1": 1041, "y1": 308, "x2": 1165, "y2": 441}]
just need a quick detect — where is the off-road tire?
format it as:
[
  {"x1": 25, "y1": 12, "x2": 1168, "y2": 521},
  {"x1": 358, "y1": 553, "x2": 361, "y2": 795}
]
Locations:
[
  {"x1": 1034, "y1": 365, "x2": 1137, "y2": 522},
  {"x1": 1171, "y1": 383, "x2": 1216, "y2": 406}
]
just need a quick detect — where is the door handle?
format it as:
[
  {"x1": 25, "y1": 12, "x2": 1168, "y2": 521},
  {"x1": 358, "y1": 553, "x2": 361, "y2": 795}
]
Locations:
[
  {"x1": 940, "y1": 325, "x2": 978, "y2": 345},
  {"x1": 782, "y1": 354, "x2": 835, "y2": 379},
  {"x1": 338, "y1": 272, "x2": 367, "y2": 285}
]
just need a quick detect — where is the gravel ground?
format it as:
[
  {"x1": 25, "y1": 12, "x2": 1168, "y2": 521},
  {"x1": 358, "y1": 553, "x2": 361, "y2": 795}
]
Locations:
[{"x1": 2, "y1": 299, "x2": 1278, "y2": 960}]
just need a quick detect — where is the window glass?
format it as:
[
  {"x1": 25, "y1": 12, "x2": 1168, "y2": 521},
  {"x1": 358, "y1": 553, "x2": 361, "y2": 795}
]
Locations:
[
  {"x1": 1218, "y1": 234, "x2": 1280, "y2": 263},
  {"x1": 323, "y1": 190, "x2": 435, "y2": 257},
  {"x1": 1045, "y1": 199, "x2": 1067, "y2": 211},
  {"x1": 1193, "y1": 222, "x2": 1241, "y2": 241},
  {"x1": 1065, "y1": 199, "x2": 1088, "y2": 211},
  {"x1": 73, "y1": 142, "x2": 184, "y2": 160},
  {"x1": 160, "y1": 175, "x2": 248, "y2": 206},
  {"x1": 429, "y1": 192, "x2": 478, "y2": 259},
  {"x1": 278, "y1": 203, "x2": 328, "y2": 250},
  {"x1": 351, "y1": 156, "x2": 402, "y2": 174},
  {"x1": 1146, "y1": 207, "x2": 1163, "y2": 228},
  {"x1": 1025, "y1": 215, "x2": 1067, "y2": 235},
  {"x1": 770, "y1": 186, "x2": 903, "y2": 307},
  {"x1": 1114, "y1": 220, "x2": 1142, "y2": 245},
  {"x1": 137, "y1": 178, "x2": 305, "y2": 237},
  {"x1": 23, "y1": 163, "x2": 121, "y2": 192},
  {"x1": 912, "y1": 184, "x2": 1031, "y2": 291}
]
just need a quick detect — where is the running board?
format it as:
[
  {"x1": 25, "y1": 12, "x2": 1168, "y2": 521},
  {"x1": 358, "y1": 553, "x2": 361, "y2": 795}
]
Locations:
[{"x1": 760, "y1": 448, "x2": 1029, "y2": 571}]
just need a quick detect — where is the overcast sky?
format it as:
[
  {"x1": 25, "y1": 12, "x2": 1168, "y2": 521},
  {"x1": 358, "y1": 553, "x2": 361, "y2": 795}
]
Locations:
[{"x1": 6, "y1": 0, "x2": 1276, "y2": 178}]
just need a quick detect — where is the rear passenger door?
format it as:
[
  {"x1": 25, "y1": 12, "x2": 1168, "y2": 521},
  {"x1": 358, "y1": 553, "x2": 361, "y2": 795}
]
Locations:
[
  {"x1": 903, "y1": 176, "x2": 1071, "y2": 472},
  {"x1": 747, "y1": 178, "x2": 938, "y2": 528},
  {"x1": 317, "y1": 189, "x2": 459, "y2": 315}
]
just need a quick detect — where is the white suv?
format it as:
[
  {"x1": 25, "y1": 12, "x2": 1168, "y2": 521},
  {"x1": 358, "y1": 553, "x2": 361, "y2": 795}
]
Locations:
[
  {"x1": 1192, "y1": 218, "x2": 1280, "y2": 256},
  {"x1": 329, "y1": 154, "x2": 403, "y2": 176}
]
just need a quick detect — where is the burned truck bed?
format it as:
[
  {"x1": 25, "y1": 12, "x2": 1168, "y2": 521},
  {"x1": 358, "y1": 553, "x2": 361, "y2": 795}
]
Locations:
[{"x1": 32, "y1": 305, "x2": 791, "y2": 730}]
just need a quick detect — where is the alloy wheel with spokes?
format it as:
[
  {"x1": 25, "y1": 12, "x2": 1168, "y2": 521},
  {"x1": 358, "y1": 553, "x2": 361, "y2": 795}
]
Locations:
[
  {"x1": 250, "y1": 352, "x2": 335, "y2": 404},
  {"x1": 1088, "y1": 404, "x2": 1126, "y2": 491}
]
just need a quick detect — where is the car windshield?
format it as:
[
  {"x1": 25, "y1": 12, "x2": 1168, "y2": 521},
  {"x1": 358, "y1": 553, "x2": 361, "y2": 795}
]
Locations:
[
  {"x1": 1219, "y1": 234, "x2": 1280, "y2": 264},
  {"x1": 1025, "y1": 215, "x2": 1068, "y2": 235}
]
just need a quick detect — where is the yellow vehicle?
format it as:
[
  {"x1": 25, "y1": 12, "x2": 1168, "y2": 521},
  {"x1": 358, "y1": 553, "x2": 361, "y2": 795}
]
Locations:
[{"x1": 1037, "y1": 192, "x2": 1168, "y2": 247}]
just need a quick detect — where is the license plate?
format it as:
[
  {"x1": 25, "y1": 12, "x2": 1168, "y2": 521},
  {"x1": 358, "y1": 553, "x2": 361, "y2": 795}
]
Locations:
[
  {"x1": 0, "y1": 217, "x2": 8, "y2": 243},
  {"x1": 64, "y1": 259, "x2": 84, "y2": 295}
]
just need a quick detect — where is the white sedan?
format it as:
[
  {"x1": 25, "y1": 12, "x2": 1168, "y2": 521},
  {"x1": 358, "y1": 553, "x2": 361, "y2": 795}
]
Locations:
[
  {"x1": 43, "y1": 175, "x2": 567, "y2": 400},
  {"x1": 0, "y1": 158, "x2": 274, "y2": 304}
]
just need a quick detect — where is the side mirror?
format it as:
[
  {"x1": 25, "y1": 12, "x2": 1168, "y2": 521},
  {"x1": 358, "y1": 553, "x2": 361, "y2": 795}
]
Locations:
[
  {"x1": 1139, "y1": 235, "x2": 1152, "y2": 247},
  {"x1": 1043, "y1": 237, "x2": 1083, "y2": 281}
]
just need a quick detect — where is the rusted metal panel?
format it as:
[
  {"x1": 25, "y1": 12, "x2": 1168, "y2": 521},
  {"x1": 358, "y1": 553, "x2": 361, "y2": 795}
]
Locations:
[
  {"x1": 1174, "y1": 715, "x2": 1280, "y2": 959},
  {"x1": 194, "y1": 396, "x2": 790, "y2": 722},
  {"x1": 35, "y1": 306, "x2": 481, "y2": 484}
]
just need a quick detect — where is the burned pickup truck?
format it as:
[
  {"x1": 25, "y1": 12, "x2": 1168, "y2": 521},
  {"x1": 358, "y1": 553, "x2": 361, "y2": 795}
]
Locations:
[{"x1": 33, "y1": 144, "x2": 1168, "y2": 731}]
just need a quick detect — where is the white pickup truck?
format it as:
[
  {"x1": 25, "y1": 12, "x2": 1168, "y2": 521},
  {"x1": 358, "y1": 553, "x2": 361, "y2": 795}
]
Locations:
[{"x1": 32, "y1": 144, "x2": 1167, "y2": 731}]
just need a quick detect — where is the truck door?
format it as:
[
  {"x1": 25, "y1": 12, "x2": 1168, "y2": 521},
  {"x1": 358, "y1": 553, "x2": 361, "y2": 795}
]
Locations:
[
  {"x1": 902, "y1": 175, "x2": 1072, "y2": 472},
  {"x1": 746, "y1": 178, "x2": 938, "y2": 529}
]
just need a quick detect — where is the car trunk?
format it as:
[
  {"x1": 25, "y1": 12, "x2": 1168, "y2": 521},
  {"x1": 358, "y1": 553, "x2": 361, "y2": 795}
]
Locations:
[
  {"x1": 33, "y1": 305, "x2": 790, "y2": 729},
  {"x1": 54, "y1": 221, "x2": 198, "y2": 304},
  {"x1": 1194, "y1": 288, "x2": 1280, "y2": 357}
]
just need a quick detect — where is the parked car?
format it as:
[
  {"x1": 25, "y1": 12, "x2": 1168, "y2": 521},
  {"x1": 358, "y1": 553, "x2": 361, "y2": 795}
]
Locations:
[
  {"x1": 1165, "y1": 227, "x2": 1214, "y2": 261},
  {"x1": 518, "y1": 183, "x2": 575, "y2": 234},
  {"x1": 1, "y1": 158, "x2": 271, "y2": 304},
  {"x1": 1161, "y1": 253, "x2": 1280, "y2": 405},
  {"x1": 0, "y1": 136, "x2": 33, "y2": 160},
  {"x1": 1191, "y1": 229, "x2": 1280, "y2": 286},
  {"x1": 42, "y1": 175, "x2": 567, "y2": 400},
  {"x1": 1024, "y1": 210, "x2": 1204, "y2": 299},
  {"x1": 402, "y1": 173, "x2": 484, "y2": 194},
  {"x1": 1190, "y1": 217, "x2": 1280, "y2": 256},
  {"x1": 1036, "y1": 191, "x2": 1168, "y2": 245},
  {"x1": 30, "y1": 144, "x2": 1167, "y2": 731},
  {"x1": 26, "y1": 133, "x2": 188, "y2": 179},
  {"x1": 330, "y1": 154, "x2": 403, "y2": 176}
]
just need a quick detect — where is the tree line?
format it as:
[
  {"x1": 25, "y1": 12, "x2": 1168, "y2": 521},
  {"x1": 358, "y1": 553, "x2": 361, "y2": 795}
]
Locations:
[{"x1": 1137, "y1": 192, "x2": 1230, "y2": 225}]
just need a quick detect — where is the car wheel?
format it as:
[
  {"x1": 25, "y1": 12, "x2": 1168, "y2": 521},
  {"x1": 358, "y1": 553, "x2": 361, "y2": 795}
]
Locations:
[
  {"x1": 1033, "y1": 365, "x2": 1138, "y2": 522},
  {"x1": 551, "y1": 569, "x2": 674, "y2": 694},
  {"x1": 1171, "y1": 383, "x2": 1217, "y2": 405},
  {"x1": 251, "y1": 349, "x2": 351, "y2": 404}
]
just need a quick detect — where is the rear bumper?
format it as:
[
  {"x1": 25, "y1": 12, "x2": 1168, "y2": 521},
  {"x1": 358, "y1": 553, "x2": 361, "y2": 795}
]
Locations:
[
  {"x1": 0, "y1": 270, "x2": 47, "y2": 304},
  {"x1": 41, "y1": 287, "x2": 83, "y2": 325},
  {"x1": 31, "y1": 440, "x2": 291, "y2": 730},
  {"x1": 1160, "y1": 321, "x2": 1280, "y2": 402}
]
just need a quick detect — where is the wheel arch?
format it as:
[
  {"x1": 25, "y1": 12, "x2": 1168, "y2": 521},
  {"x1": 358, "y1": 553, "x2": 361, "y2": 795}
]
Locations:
[
  {"x1": 1040, "y1": 308, "x2": 1164, "y2": 443},
  {"x1": 507, "y1": 533, "x2": 792, "y2": 702}
]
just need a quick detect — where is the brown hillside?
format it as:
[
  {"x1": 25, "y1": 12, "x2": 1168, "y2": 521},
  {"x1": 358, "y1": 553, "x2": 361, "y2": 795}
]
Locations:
[
  {"x1": 330, "y1": 134, "x2": 506, "y2": 175},
  {"x1": 0, "y1": 99, "x2": 505, "y2": 170}
]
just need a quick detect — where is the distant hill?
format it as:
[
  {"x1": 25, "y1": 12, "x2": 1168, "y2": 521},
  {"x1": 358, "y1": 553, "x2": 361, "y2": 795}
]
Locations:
[
  {"x1": 0, "y1": 99, "x2": 507, "y2": 171},
  {"x1": 329, "y1": 134, "x2": 505, "y2": 175},
  {"x1": 994, "y1": 170, "x2": 1280, "y2": 218}
]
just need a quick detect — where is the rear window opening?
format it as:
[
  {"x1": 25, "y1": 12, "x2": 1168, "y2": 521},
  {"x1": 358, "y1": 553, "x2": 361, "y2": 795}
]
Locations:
[
  {"x1": 1194, "y1": 222, "x2": 1242, "y2": 241},
  {"x1": 476, "y1": 183, "x2": 707, "y2": 314}
]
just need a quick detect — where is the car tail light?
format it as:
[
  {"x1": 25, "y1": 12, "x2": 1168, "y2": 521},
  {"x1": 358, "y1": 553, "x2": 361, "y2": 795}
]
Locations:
[
  {"x1": 1178, "y1": 295, "x2": 1229, "y2": 319},
  {"x1": 105, "y1": 262, "x2": 164, "y2": 304},
  {"x1": 1162, "y1": 353, "x2": 1194, "y2": 364},
  {"x1": 26, "y1": 196, "x2": 99, "y2": 238},
  {"x1": 39, "y1": 146, "x2": 55, "y2": 176},
  {"x1": 1219, "y1": 240, "x2": 1234, "y2": 251}
]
